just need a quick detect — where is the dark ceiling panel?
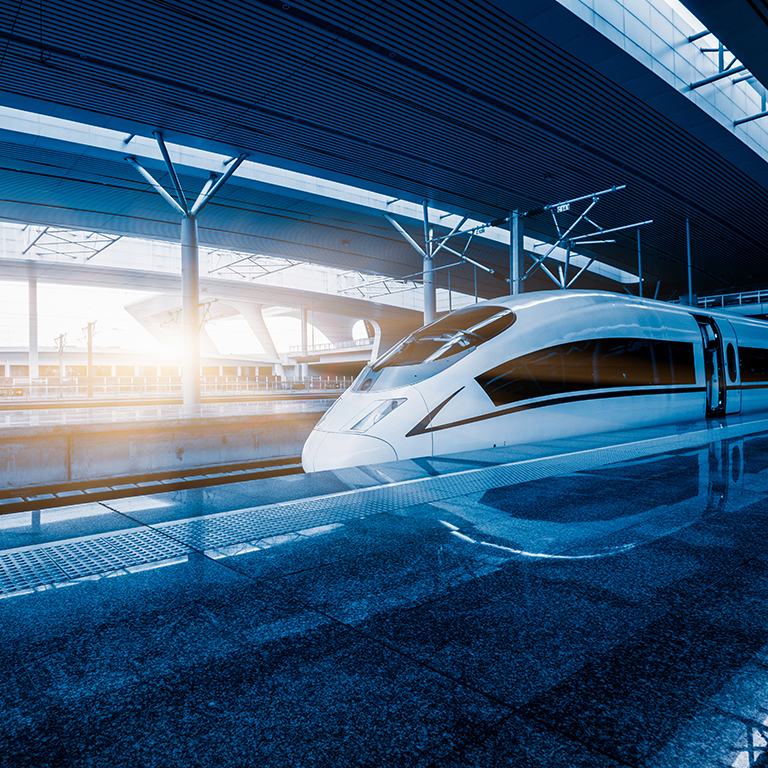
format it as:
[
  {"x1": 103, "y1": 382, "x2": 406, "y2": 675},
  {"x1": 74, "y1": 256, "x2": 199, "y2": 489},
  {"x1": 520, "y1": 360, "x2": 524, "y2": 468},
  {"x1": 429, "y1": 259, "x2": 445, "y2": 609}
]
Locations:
[
  {"x1": 0, "y1": 0, "x2": 766, "y2": 299},
  {"x1": 681, "y1": 0, "x2": 768, "y2": 90}
]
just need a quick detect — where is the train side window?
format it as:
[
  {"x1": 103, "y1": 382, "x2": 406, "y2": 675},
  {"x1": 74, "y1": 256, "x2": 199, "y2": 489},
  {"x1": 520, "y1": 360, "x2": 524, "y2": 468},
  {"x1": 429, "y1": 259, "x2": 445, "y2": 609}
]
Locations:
[
  {"x1": 650, "y1": 340, "x2": 696, "y2": 386},
  {"x1": 477, "y1": 347, "x2": 564, "y2": 406},
  {"x1": 726, "y1": 344, "x2": 738, "y2": 382},
  {"x1": 739, "y1": 347, "x2": 768, "y2": 382},
  {"x1": 561, "y1": 340, "x2": 598, "y2": 390},
  {"x1": 595, "y1": 339, "x2": 655, "y2": 387},
  {"x1": 477, "y1": 337, "x2": 697, "y2": 407},
  {"x1": 653, "y1": 341, "x2": 674, "y2": 385},
  {"x1": 594, "y1": 339, "x2": 695, "y2": 387},
  {"x1": 476, "y1": 340, "x2": 597, "y2": 406}
]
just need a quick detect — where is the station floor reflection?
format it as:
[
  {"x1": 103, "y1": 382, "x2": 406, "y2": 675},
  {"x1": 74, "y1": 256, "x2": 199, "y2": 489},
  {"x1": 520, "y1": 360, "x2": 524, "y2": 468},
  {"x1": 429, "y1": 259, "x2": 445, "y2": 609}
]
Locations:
[{"x1": 4, "y1": 415, "x2": 768, "y2": 767}]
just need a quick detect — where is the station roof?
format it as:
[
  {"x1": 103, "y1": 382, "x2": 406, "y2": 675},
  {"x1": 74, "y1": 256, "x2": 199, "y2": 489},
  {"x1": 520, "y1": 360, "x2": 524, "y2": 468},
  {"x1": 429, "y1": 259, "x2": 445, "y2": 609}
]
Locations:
[
  {"x1": 683, "y1": 0, "x2": 768, "y2": 91},
  {"x1": 0, "y1": 0, "x2": 767, "y2": 299}
]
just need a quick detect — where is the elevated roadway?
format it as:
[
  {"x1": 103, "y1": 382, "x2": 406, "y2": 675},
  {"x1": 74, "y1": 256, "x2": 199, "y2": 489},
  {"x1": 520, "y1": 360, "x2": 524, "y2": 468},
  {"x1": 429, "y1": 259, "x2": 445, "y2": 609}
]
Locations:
[{"x1": 0, "y1": 256, "x2": 423, "y2": 361}]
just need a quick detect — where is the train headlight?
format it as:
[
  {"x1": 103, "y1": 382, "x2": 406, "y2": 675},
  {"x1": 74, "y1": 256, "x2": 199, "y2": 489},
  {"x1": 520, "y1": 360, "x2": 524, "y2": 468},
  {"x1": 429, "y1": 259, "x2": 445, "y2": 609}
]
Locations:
[{"x1": 349, "y1": 398, "x2": 406, "y2": 432}]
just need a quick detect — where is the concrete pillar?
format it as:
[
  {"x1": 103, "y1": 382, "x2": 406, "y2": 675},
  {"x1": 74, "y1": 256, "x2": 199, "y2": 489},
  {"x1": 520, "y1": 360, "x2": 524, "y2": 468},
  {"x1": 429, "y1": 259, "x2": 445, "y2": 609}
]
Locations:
[
  {"x1": 231, "y1": 302, "x2": 285, "y2": 378},
  {"x1": 309, "y1": 312, "x2": 357, "y2": 347}
]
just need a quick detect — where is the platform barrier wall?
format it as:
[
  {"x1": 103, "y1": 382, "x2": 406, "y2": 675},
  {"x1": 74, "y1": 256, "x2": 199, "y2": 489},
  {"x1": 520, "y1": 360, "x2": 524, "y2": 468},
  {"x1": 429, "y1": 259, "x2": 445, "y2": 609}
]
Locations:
[{"x1": 0, "y1": 411, "x2": 321, "y2": 490}]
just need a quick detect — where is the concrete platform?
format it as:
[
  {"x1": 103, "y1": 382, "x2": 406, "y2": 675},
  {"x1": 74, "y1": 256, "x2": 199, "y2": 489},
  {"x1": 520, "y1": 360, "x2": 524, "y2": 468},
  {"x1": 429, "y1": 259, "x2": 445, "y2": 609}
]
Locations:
[
  {"x1": 0, "y1": 398, "x2": 335, "y2": 429},
  {"x1": 0, "y1": 400, "x2": 332, "y2": 490},
  {"x1": 3, "y1": 414, "x2": 768, "y2": 766}
]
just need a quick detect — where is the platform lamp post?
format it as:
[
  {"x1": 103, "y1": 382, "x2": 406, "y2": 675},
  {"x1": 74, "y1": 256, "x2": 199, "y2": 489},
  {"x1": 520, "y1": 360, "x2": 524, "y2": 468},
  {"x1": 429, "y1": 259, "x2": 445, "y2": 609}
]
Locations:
[{"x1": 126, "y1": 134, "x2": 249, "y2": 414}]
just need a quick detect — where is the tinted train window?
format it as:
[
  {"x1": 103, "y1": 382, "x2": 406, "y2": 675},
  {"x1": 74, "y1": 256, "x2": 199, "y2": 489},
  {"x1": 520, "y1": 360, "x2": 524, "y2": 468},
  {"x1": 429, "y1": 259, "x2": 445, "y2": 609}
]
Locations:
[
  {"x1": 739, "y1": 347, "x2": 768, "y2": 382},
  {"x1": 371, "y1": 305, "x2": 515, "y2": 371},
  {"x1": 727, "y1": 344, "x2": 738, "y2": 382},
  {"x1": 597, "y1": 338, "x2": 655, "y2": 387},
  {"x1": 476, "y1": 338, "x2": 696, "y2": 407}
]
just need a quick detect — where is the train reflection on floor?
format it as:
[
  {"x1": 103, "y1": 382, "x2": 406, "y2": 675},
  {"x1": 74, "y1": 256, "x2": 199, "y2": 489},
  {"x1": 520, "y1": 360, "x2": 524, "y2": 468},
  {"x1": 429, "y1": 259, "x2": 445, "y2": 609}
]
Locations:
[
  {"x1": 439, "y1": 437, "x2": 750, "y2": 562},
  {"x1": 4, "y1": 420, "x2": 768, "y2": 766}
]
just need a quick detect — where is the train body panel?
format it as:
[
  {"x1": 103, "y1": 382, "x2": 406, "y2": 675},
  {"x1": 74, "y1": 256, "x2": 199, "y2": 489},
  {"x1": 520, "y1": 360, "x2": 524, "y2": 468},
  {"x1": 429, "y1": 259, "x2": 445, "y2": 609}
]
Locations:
[
  {"x1": 301, "y1": 385, "x2": 432, "y2": 472},
  {"x1": 301, "y1": 291, "x2": 768, "y2": 473}
]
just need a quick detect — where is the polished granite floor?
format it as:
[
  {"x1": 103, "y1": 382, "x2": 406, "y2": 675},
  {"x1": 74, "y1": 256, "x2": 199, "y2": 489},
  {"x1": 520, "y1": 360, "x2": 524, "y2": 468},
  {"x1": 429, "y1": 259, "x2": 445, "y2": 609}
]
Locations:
[{"x1": 4, "y1": 415, "x2": 768, "y2": 767}]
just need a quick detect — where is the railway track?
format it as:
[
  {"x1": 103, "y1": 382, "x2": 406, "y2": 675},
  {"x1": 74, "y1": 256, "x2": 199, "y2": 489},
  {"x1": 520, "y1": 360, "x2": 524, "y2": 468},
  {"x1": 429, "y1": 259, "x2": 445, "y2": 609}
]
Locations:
[{"x1": 0, "y1": 456, "x2": 304, "y2": 515}]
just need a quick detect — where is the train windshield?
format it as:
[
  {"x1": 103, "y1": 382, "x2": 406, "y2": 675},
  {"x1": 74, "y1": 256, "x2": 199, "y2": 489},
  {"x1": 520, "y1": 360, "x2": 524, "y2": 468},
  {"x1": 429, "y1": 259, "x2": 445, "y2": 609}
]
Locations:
[{"x1": 371, "y1": 305, "x2": 516, "y2": 371}]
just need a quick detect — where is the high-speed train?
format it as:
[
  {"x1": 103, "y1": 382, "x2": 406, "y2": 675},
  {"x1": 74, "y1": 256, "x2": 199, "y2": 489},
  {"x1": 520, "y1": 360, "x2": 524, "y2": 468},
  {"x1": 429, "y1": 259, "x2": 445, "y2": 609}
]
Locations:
[{"x1": 301, "y1": 290, "x2": 768, "y2": 472}]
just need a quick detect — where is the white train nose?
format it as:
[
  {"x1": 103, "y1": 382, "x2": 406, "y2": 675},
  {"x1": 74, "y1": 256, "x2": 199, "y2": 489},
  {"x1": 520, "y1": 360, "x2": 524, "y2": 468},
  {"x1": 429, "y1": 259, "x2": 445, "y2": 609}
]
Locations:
[{"x1": 301, "y1": 429, "x2": 398, "y2": 472}]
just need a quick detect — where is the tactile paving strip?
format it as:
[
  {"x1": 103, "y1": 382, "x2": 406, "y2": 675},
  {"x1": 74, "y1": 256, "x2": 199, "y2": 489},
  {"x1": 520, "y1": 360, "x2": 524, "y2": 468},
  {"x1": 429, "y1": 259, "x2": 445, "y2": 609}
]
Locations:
[
  {"x1": 153, "y1": 421, "x2": 740, "y2": 554},
  {"x1": 1, "y1": 419, "x2": 760, "y2": 597},
  {"x1": 0, "y1": 528, "x2": 190, "y2": 596}
]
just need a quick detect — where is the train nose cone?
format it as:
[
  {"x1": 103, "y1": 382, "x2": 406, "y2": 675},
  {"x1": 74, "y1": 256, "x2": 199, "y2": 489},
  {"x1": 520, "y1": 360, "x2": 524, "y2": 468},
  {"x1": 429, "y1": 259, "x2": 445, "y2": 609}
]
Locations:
[{"x1": 301, "y1": 430, "x2": 398, "y2": 472}]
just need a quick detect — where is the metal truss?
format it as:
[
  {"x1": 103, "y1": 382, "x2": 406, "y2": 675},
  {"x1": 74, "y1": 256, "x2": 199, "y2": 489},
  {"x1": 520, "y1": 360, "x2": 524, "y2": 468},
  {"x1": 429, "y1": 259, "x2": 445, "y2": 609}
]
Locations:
[
  {"x1": 688, "y1": 31, "x2": 768, "y2": 126},
  {"x1": 383, "y1": 186, "x2": 651, "y2": 294},
  {"x1": 336, "y1": 270, "x2": 419, "y2": 299},
  {"x1": 22, "y1": 226, "x2": 122, "y2": 261},
  {"x1": 521, "y1": 186, "x2": 652, "y2": 289},
  {"x1": 160, "y1": 299, "x2": 222, "y2": 330},
  {"x1": 207, "y1": 249, "x2": 302, "y2": 280},
  {"x1": 725, "y1": 714, "x2": 768, "y2": 767},
  {"x1": 384, "y1": 208, "x2": 510, "y2": 288},
  {"x1": 160, "y1": 309, "x2": 181, "y2": 328}
]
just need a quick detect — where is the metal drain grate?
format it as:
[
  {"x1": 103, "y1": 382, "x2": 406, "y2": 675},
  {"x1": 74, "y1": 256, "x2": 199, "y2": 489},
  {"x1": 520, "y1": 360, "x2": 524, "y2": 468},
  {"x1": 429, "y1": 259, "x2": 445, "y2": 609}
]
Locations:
[
  {"x1": 1, "y1": 420, "x2": 756, "y2": 597},
  {"x1": 0, "y1": 528, "x2": 190, "y2": 596}
]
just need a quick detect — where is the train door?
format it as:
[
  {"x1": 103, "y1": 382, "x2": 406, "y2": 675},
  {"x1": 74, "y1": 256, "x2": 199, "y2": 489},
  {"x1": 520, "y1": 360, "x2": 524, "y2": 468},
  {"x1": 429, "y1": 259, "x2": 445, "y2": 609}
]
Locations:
[
  {"x1": 694, "y1": 315, "x2": 740, "y2": 416},
  {"x1": 694, "y1": 315, "x2": 725, "y2": 416},
  {"x1": 717, "y1": 319, "x2": 741, "y2": 414}
]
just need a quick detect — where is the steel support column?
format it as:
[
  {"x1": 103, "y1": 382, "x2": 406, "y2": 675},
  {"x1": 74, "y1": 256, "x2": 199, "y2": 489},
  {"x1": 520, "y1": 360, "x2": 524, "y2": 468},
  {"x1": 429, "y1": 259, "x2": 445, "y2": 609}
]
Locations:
[
  {"x1": 28, "y1": 269, "x2": 38, "y2": 379},
  {"x1": 300, "y1": 306, "x2": 309, "y2": 380},
  {"x1": 181, "y1": 216, "x2": 201, "y2": 409},
  {"x1": 686, "y1": 218, "x2": 693, "y2": 306},
  {"x1": 422, "y1": 202, "x2": 436, "y2": 325},
  {"x1": 510, "y1": 211, "x2": 524, "y2": 295},
  {"x1": 423, "y1": 253, "x2": 436, "y2": 324},
  {"x1": 86, "y1": 321, "x2": 95, "y2": 398},
  {"x1": 126, "y1": 137, "x2": 249, "y2": 413},
  {"x1": 637, "y1": 229, "x2": 643, "y2": 298}
]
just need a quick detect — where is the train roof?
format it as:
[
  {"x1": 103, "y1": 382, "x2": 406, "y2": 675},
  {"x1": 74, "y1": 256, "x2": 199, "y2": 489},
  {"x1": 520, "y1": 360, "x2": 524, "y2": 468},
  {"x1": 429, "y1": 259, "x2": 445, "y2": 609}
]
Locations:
[{"x1": 473, "y1": 290, "x2": 768, "y2": 330}]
